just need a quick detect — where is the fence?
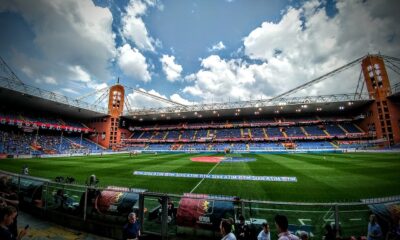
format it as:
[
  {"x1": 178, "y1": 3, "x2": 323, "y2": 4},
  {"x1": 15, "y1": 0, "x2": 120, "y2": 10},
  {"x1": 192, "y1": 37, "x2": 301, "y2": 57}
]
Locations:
[{"x1": 0, "y1": 170, "x2": 399, "y2": 240}]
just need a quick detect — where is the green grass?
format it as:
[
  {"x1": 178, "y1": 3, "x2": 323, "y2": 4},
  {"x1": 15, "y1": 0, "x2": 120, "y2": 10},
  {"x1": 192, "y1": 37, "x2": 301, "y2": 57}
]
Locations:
[{"x1": 0, "y1": 152, "x2": 399, "y2": 202}]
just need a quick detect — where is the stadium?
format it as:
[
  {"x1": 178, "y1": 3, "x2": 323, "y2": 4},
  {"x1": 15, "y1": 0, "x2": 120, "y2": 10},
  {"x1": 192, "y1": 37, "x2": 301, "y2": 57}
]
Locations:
[
  {"x1": 1, "y1": 53, "x2": 400, "y2": 239},
  {"x1": 1, "y1": 1, "x2": 400, "y2": 239}
]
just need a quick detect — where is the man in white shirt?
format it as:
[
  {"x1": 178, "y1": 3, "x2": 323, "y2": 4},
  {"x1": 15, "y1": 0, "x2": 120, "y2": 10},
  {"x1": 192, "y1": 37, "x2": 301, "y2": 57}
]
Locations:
[
  {"x1": 274, "y1": 214, "x2": 299, "y2": 240},
  {"x1": 257, "y1": 222, "x2": 270, "y2": 240},
  {"x1": 220, "y1": 219, "x2": 236, "y2": 240}
]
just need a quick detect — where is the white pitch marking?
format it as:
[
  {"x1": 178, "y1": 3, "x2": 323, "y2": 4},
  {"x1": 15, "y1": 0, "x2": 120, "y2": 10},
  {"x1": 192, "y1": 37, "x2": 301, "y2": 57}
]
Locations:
[
  {"x1": 298, "y1": 218, "x2": 312, "y2": 225},
  {"x1": 190, "y1": 161, "x2": 221, "y2": 193},
  {"x1": 349, "y1": 218, "x2": 362, "y2": 221}
]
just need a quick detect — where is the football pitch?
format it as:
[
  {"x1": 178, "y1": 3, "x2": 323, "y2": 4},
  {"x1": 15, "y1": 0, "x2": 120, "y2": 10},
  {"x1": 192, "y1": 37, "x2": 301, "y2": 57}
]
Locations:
[{"x1": 1, "y1": 152, "x2": 399, "y2": 202}]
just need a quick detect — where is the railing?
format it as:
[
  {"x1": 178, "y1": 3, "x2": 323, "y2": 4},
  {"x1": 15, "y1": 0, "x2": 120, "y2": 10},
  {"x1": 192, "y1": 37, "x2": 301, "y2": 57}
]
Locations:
[{"x1": 1, "y1": 170, "x2": 399, "y2": 240}]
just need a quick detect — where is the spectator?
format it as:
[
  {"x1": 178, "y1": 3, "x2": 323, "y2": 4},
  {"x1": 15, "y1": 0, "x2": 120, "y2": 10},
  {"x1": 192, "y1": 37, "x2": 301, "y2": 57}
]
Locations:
[
  {"x1": 368, "y1": 214, "x2": 382, "y2": 240},
  {"x1": 167, "y1": 199, "x2": 175, "y2": 222},
  {"x1": 122, "y1": 212, "x2": 140, "y2": 240},
  {"x1": 236, "y1": 215, "x2": 250, "y2": 240},
  {"x1": 393, "y1": 218, "x2": 400, "y2": 240},
  {"x1": 274, "y1": 214, "x2": 299, "y2": 240},
  {"x1": 324, "y1": 224, "x2": 336, "y2": 240},
  {"x1": 21, "y1": 165, "x2": 29, "y2": 175},
  {"x1": 228, "y1": 218, "x2": 235, "y2": 234},
  {"x1": 54, "y1": 189, "x2": 66, "y2": 209},
  {"x1": 257, "y1": 222, "x2": 270, "y2": 240},
  {"x1": 297, "y1": 231, "x2": 308, "y2": 240},
  {"x1": 220, "y1": 219, "x2": 236, "y2": 240},
  {"x1": 0, "y1": 206, "x2": 28, "y2": 240},
  {"x1": 1, "y1": 185, "x2": 19, "y2": 238}
]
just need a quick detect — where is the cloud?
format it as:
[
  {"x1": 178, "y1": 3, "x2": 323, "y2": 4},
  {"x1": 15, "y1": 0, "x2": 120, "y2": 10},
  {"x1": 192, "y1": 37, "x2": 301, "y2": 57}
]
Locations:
[
  {"x1": 34, "y1": 75, "x2": 57, "y2": 85},
  {"x1": 62, "y1": 88, "x2": 79, "y2": 95},
  {"x1": 241, "y1": 0, "x2": 400, "y2": 96},
  {"x1": 183, "y1": 55, "x2": 268, "y2": 102},
  {"x1": 121, "y1": 0, "x2": 159, "y2": 52},
  {"x1": 184, "y1": 0, "x2": 400, "y2": 102},
  {"x1": 43, "y1": 76, "x2": 57, "y2": 85},
  {"x1": 117, "y1": 44, "x2": 151, "y2": 82},
  {"x1": 170, "y1": 93, "x2": 194, "y2": 105},
  {"x1": 208, "y1": 41, "x2": 226, "y2": 52},
  {"x1": 68, "y1": 65, "x2": 92, "y2": 83},
  {"x1": 126, "y1": 88, "x2": 193, "y2": 110},
  {"x1": 160, "y1": 55, "x2": 183, "y2": 82},
  {"x1": 126, "y1": 88, "x2": 170, "y2": 109},
  {"x1": 0, "y1": 0, "x2": 116, "y2": 96}
]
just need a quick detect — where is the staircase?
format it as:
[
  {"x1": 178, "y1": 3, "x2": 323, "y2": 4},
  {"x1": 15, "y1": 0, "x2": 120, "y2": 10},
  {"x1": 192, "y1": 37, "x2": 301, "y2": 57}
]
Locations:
[
  {"x1": 338, "y1": 124, "x2": 349, "y2": 134},
  {"x1": 58, "y1": 119, "x2": 67, "y2": 125},
  {"x1": 246, "y1": 143, "x2": 250, "y2": 151},
  {"x1": 330, "y1": 141, "x2": 339, "y2": 148},
  {"x1": 163, "y1": 132, "x2": 168, "y2": 140},
  {"x1": 193, "y1": 130, "x2": 197, "y2": 141},
  {"x1": 247, "y1": 129, "x2": 252, "y2": 138},
  {"x1": 354, "y1": 123, "x2": 364, "y2": 133},
  {"x1": 240, "y1": 128, "x2": 244, "y2": 138},
  {"x1": 129, "y1": 132, "x2": 135, "y2": 139},
  {"x1": 150, "y1": 132, "x2": 156, "y2": 140},
  {"x1": 300, "y1": 126, "x2": 309, "y2": 137},
  {"x1": 84, "y1": 138, "x2": 106, "y2": 150},
  {"x1": 323, "y1": 130, "x2": 330, "y2": 137},
  {"x1": 138, "y1": 132, "x2": 145, "y2": 139},
  {"x1": 263, "y1": 128, "x2": 268, "y2": 139},
  {"x1": 282, "y1": 128, "x2": 288, "y2": 138}
]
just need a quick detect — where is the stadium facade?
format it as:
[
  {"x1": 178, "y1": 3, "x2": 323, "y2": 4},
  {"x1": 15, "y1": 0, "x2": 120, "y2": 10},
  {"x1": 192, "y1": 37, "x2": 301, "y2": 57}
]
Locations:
[{"x1": 0, "y1": 54, "x2": 399, "y2": 156}]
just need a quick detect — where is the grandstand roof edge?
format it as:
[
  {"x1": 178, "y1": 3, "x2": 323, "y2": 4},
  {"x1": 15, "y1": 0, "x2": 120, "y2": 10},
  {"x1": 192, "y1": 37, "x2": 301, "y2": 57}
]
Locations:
[
  {"x1": 122, "y1": 97, "x2": 372, "y2": 121},
  {"x1": 0, "y1": 84, "x2": 109, "y2": 119}
]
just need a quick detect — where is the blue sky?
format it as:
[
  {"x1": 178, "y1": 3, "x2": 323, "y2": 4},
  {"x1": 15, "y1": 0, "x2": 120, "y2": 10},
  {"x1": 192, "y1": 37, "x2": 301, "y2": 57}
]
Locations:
[{"x1": 0, "y1": 0, "x2": 399, "y2": 109}]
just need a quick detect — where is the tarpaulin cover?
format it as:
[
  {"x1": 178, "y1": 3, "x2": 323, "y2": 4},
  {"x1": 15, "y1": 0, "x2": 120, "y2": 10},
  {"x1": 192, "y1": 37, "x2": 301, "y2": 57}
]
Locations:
[
  {"x1": 95, "y1": 190, "x2": 139, "y2": 215},
  {"x1": 176, "y1": 193, "x2": 235, "y2": 230}
]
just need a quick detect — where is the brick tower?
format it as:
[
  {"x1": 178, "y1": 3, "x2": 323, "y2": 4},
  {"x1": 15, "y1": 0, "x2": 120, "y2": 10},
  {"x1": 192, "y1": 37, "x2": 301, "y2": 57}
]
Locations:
[{"x1": 361, "y1": 55, "x2": 400, "y2": 145}]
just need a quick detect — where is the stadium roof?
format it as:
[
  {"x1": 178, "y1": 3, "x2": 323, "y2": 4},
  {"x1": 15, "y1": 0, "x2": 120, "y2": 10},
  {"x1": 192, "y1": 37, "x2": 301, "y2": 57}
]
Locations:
[
  {"x1": 0, "y1": 56, "x2": 108, "y2": 118},
  {"x1": 123, "y1": 94, "x2": 373, "y2": 122},
  {"x1": 0, "y1": 86, "x2": 108, "y2": 119}
]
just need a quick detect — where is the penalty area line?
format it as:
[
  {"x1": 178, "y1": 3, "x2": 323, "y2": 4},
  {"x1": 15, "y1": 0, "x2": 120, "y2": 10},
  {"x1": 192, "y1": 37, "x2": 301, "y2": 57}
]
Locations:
[{"x1": 190, "y1": 161, "x2": 221, "y2": 193}]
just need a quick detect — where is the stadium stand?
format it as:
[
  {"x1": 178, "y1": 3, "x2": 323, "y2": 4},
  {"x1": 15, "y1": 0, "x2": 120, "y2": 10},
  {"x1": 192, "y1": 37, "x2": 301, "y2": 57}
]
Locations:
[
  {"x1": 303, "y1": 125, "x2": 327, "y2": 137},
  {"x1": 265, "y1": 127, "x2": 284, "y2": 138},
  {"x1": 285, "y1": 126, "x2": 306, "y2": 138},
  {"x1": 119, "y1": 114, "x2": 374, "y2": 152},
  {"x1": 180, "y1": 130, "x2": 196, "y2": 140},
  {"x1": 325, "y1": 124, "x2": 346, "y2": 136},
  {"x1": 250, "y1": 127, "x2": 265, "y2": 139}
]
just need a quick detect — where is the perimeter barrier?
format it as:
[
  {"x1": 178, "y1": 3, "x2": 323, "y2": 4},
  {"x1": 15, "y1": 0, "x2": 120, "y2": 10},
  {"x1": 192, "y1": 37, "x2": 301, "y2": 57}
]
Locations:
[{"x1": 0, "y1": 170, "x2": 399, "y2": 240}]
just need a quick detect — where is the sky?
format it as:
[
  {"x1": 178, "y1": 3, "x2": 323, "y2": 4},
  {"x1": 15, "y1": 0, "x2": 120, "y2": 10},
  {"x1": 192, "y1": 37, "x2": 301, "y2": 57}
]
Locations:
[{"x1": 0, "y1": 0, "x2": 399, "y2": 110}]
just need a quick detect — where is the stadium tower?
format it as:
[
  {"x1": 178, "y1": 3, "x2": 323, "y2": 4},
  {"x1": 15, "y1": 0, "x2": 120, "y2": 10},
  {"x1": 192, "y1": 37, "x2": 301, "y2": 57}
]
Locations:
[
  {"x1": 86, "y1": 81, "x2": 127, "y2": 149},
  {"x1": 361, "y1": 55, "x2": 400, "y2": 145}
]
